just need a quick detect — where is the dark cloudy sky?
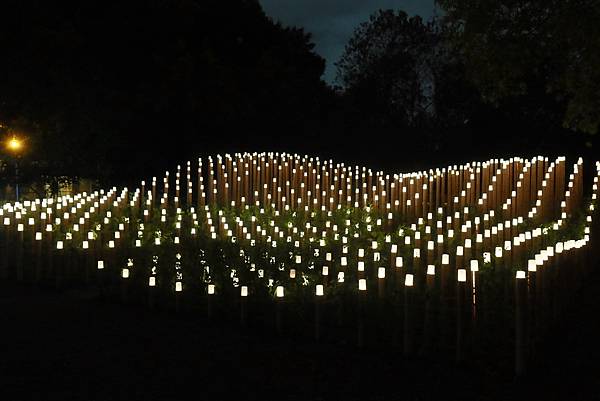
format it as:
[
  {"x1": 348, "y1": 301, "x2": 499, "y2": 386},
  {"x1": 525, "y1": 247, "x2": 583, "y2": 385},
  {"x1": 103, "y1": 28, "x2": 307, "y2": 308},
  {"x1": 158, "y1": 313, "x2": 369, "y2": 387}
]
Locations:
[{"x1": 259, "y1": 0, "x2": 437, "y2": 83}]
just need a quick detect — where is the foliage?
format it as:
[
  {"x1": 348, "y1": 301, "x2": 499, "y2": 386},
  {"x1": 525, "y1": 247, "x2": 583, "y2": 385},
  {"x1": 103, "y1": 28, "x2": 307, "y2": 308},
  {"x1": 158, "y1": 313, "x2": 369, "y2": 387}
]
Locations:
[
  {"x1": 40, "y1": 197, "x2": 587, "y2": 306},
  {"x1": 335, "y1": 10, "x2": 439, "y2": 127},
  {"x1": 436, "y1": 0, "x2": 600, "y2": 135},
  {"x1": 332, "y1": 10, "x2": 495, "y2": 167},
  {"x1": 0, "y1": 0, "x2": 330, "y2": 185}
]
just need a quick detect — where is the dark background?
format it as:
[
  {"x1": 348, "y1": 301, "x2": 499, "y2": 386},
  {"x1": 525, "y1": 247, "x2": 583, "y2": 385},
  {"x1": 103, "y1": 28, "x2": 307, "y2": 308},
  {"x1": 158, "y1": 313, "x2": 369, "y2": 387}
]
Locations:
[
  {"x1": 1, "y1": 0, "x2": 598, "y2": 191},
  {"x1": 2, "y1": 263, "x2": 600, "y2": 401}
]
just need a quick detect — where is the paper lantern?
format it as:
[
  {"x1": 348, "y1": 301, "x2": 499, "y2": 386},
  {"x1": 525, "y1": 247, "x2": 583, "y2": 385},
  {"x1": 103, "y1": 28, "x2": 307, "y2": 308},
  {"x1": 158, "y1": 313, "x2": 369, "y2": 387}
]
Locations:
[
  {"x1": 442, "y1": 254, "x2": 449, "y2": 265},
  {"x1": 316, "y1": 284, "x2": 324, "y2": 296}
]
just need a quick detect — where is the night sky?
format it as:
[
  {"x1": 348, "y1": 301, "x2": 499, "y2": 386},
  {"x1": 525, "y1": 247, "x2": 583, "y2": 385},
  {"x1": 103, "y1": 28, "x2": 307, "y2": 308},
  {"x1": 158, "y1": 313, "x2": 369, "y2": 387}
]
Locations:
[{"x1": 259, "y1": 0, "x2": 437, "y2": 83}]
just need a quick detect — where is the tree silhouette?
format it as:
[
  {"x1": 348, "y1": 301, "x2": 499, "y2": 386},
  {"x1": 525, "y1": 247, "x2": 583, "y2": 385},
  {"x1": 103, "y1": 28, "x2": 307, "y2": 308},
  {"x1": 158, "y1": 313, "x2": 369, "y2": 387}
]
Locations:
[
  {"x1": 335, "y1": 10, "x2": 438, "y2": 128},
  {"x1": 333, "y1": 10, "x2": 487, "y2": 167},
  {"x1": 436, "y1": 0, "x2": 600, "y2": 135},
  {"x1": 0, "y1": 0, "x2": 329, "y2": 187}
]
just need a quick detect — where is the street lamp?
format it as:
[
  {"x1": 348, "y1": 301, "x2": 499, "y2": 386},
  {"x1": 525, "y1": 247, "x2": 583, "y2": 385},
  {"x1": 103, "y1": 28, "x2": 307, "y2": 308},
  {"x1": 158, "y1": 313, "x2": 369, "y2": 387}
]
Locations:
[
  {"x1": 8, "y1": 136, "x2": 22, "y2": 152},
  {"x1": 6, "y1": 135, "x2": 23, "y2": 201}
]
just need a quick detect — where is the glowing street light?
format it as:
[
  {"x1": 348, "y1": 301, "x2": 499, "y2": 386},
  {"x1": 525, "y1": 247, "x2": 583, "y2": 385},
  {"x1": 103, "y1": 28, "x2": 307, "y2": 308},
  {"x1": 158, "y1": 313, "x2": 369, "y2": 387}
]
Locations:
[
  {"x1": 7, "y1": 136, "x2": 22, "y2": 152},
  {"x1": 6, "y1": 135, "x2": 24, "y2": 201}
]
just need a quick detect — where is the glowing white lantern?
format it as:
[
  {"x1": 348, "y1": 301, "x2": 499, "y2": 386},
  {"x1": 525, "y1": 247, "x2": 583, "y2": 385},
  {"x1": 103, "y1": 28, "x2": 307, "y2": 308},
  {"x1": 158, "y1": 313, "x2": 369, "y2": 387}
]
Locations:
[
  {"x1": 495, "y1": 247, "x2": 503, "y2": 258},
  {"x1": 535, "y1": 254, "x2": 544, "y2": 266},
  {"x1": 395, "y1": 256, "x2": 403, "y2": 268}
]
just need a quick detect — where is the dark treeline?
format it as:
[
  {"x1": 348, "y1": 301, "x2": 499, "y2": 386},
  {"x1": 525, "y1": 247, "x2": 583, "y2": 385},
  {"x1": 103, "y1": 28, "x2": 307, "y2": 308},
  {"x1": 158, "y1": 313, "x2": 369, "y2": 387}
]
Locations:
[
  {"x1": 0, "y1": 0, "x2": 598, "y2": 190},
  {"x1": 0, "y1": 0, "x2": 331, "y2": 187},
  {"x1": 333, "y1": 3, "x2": 599, "y2": 172}
]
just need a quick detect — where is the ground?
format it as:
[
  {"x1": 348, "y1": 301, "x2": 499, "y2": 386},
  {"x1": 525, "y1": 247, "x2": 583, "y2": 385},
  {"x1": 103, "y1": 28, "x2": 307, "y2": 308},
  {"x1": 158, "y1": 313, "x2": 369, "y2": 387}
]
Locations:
[{"x1": 1, "y1": 265, "x2": 599, "y2": 401}]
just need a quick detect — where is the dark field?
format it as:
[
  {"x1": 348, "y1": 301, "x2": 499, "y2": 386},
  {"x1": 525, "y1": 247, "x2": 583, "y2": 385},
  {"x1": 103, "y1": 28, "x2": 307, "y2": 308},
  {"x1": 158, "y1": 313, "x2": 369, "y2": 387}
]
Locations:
[{"x1": 1, "y1": 261, "x2": 600, "y2": 401}]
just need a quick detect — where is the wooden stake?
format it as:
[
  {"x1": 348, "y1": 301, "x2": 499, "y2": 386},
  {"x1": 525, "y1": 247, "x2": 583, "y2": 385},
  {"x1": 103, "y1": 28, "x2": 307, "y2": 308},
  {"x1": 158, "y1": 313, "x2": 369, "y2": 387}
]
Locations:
[{"x1": 515, "y1": 271, "x2": 527, "y2": 377}]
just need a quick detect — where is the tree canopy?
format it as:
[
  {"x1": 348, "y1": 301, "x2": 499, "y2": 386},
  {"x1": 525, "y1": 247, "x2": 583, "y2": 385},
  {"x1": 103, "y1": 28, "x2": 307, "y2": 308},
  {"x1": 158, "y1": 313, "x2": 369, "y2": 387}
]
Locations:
[
  {"x1": 436, "y1": 0, "x2": 600, "y2": 135},
  {"x1": 0, "y1": 0, "x2": 329, "y2": 186},
  {"x1": 335, "y1": 10, "x2": 438, "y2": 127},
  {"x1": 2, "y1": 0, "x2": 597, "y2": 191},
  {"x1": 333, "y1": 10, "x2": 486, "y2": 168},
  {"x1": 334, "y1": 3, "x2": 598, "y2": 170}
]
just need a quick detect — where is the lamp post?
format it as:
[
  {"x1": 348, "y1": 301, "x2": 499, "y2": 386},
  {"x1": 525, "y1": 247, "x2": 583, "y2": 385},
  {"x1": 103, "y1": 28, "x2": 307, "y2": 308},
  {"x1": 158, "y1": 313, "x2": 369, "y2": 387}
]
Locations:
[{"x1": 6, "y1": 136, "x2": 23, "y2": 201}]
